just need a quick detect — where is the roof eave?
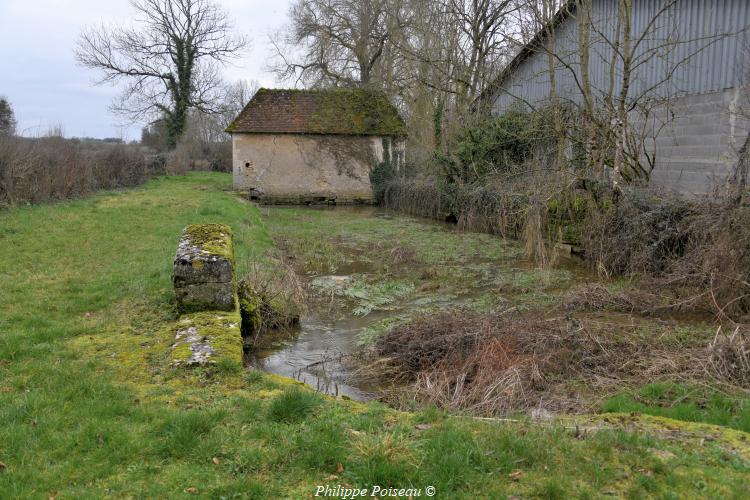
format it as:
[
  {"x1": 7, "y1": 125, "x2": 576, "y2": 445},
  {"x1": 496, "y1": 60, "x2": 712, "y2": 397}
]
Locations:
[{"x1": 475, "y1": 0, "x2": 577, "y2": 107}]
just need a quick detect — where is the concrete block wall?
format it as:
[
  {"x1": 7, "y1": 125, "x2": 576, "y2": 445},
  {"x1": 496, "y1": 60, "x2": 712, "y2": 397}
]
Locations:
[{"x1": 647, "y1": 88, "x2": 750, "y2": 194}]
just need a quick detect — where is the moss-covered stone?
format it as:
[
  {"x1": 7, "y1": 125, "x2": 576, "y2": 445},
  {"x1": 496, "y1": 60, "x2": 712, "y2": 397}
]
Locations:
[
  {"x1": 169, "y1": 311, "x2": 243, "y2": 367},
  {"x1": 309, "y1": 88, "x2": 407, "y2": 137},
  {"x1": 174, "y1": 223, "x2": 236, "y2": 312},
  {"x1": 181, "y1": 223, "x2": 235, "y2": 263},
  {"x1": 238, "y1": 285, "x2": 263, "y2": 338},
  {"x1": 226, "y1": 88, "x2": 407, "y2": 137}
]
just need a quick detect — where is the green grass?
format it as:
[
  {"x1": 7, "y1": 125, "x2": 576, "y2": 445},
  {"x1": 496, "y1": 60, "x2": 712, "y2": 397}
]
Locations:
[
  {"x1": 0, "y1": 173, "x2": 749, "y2": 498},
  {"x1": 268, "y1": 388, "x2": 323, "y2": 423},
  {"x1": 602, "y1": 383, "x2": 750, "y2": 432}
]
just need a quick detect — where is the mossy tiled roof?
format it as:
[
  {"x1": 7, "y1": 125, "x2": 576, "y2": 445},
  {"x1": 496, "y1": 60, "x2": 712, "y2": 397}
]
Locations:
[{"x1": 226, "y1": 88, "x2": 407, "y2": 137}]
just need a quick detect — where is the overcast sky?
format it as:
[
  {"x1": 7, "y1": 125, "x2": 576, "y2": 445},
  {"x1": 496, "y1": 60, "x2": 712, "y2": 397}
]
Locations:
[{"x1": 0, "y1": 0, "x2": 292, "y2": 140}]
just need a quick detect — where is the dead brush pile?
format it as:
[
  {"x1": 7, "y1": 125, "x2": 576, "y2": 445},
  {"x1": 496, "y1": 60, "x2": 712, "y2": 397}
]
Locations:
[
  {"x1": 373, "y1": 310, "x2": 712, "y2": 415},
  {"x1": 562, "y1": 283, "x2": 673, "y2": 315},
  {"x1": 583, "y1": 190, "x2": 750, "y2": 321},
  {"x1": 382, "y1": 180, "x2": 449, "y2": 220},
  {"x1": 707, "y1": 326, "x2": 750, "y2": 383}
]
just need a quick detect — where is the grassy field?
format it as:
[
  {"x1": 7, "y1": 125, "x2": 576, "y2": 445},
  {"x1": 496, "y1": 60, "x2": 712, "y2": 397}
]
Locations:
[{"x1": 1, "y1": 172, "x2": 749, "y2": 498}]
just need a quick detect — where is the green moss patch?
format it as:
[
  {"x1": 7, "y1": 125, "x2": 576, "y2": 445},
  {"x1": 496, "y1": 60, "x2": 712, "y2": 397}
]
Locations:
[
  {"x1": 227, "y1": 88, "x2": 407, "y2": 137},
  {"x1": 310, "y1": 88, "x2": 407, "y2": 137},
  {"x1": 182, "y1": 223, "x2": 234, "y2": 263},
  {"x1": 169, "y1": 311, "x2": 243, "y2": 368}
]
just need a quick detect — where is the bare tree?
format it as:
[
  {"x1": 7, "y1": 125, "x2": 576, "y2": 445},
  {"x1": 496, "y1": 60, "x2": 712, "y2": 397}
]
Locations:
[
  {"x1": 219, "y1": 79, "x2": 260, "y2": 127},
  {"x1": 76, "y1": 0, "x2": 247, "y2": 147},
  {"x1": 272, "y1": 0, "x2": 526, "y2": 163},
  {"x1": 272, "y1": 0, "x2": 407, "y2": 88},
  {"x1": 449, "y1": 0, "x2": 521, "y2": 101}
]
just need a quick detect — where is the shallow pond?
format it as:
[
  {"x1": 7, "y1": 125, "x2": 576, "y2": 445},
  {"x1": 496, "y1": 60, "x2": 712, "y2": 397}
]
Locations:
[{"x1": 245, "y1": 206, "x2": 591, "y2": 400}]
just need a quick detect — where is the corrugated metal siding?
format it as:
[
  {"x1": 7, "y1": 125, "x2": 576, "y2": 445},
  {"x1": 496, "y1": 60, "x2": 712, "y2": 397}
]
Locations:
[{"x1": 493, "y1": 0, "x2": 750, "y2": 113}]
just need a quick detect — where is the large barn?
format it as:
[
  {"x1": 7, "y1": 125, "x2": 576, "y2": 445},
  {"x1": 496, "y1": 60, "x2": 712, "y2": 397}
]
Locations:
[
  {"x1": 226, "y1": 88, "x2": 406, "y2": 204},
  {"x1": 482, "y1": 0, "x2": 750, "y2": 194}
]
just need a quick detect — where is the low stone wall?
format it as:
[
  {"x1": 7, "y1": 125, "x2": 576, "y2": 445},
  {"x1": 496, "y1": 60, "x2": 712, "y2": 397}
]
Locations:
[
  {"x1": 173, "y1": 223, "x2": 236, "y2": 312},
  {"x1": 170, "y1": 223, "x2": 242, "y2": 367}
]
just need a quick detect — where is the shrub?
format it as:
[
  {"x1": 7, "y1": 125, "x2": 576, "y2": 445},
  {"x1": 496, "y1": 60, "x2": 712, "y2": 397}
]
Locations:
[
  {"x1": 238, "y1": 258, "x2": 305, "y2": 341},
  {"x1": 453, "y1": 111, "x2": 536, "y2": 181},
  {"x1": 0, "y1": 135, "x2": 165, "y2": 205},
  {"x1": 583, "y1": 189, "x2": 750, "y2": 319}
]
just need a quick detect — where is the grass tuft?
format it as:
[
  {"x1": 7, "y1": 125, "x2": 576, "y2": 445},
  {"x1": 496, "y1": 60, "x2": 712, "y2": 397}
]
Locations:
[{"x1": 267, "y1": 387, "x2": 323, "y2": 423}]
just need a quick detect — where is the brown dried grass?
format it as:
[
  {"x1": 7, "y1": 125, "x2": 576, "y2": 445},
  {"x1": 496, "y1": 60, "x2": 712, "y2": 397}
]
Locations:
[
  {"x1": 0, "y1": 135, "x2": 164, "y2": 205},
  {"x1": 371, "y1": 309, "x2": 731, "y2": 415},
  {"x1": 389, "y1": 245, "x2": 418, "y2": 265},
  {"x1": 238, "y1": 256, "x2": 306, "y2": 340},
  {"x1": 707, "y1": 326, "x2": 750, "y2": 383},
  {"x1": 562, "y1": 283, "x2": 670, "y2": 315}
]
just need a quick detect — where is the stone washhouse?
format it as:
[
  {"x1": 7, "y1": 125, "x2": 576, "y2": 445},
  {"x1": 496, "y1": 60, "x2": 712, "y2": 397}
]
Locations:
[{"x1": 226, "y1": 88, "x2": 407, "y2": 204}]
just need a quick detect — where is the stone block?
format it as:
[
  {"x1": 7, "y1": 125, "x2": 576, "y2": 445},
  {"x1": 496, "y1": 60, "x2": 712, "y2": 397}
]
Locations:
[
  {"x1": 174, "y1": 282, "x2": 236, "y2": 312},
  {"x1": 173, "y1": 223, "x2": 236, "y2": 312}
]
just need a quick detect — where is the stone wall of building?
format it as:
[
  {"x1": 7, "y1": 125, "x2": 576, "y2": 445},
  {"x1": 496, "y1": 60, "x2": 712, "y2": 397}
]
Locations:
[{"x1": 232, "y1": 133, "x2": 389, "y2": 203}]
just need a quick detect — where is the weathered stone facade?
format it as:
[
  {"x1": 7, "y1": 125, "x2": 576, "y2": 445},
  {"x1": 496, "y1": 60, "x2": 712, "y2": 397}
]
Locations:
[{"x1": 232, "y1": 134, "x2": 392, "y2": 203}]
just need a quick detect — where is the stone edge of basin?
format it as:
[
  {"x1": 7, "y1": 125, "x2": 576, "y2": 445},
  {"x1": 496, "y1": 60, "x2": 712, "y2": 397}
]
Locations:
[{"x1": 170, "y1": 223, "x2": 242, "y2": 367}]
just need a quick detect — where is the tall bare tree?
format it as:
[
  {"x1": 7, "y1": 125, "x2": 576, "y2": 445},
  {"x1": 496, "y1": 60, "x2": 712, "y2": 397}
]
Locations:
[
  {"x1": 272, "y1": 0, "x2": 525, "y2": 163},
  {"x1": 449, "y1": 0, "x2": 520, "y2": 102},
  {"x1": 76, "y1": 0, "x2": 247, "y2": 147},
  {"x1": 402, "y1": 0, "x2": 523, "y2": 156},
  {"x1": 272, "y1": 0, "x2": 405, "y2": 88}
]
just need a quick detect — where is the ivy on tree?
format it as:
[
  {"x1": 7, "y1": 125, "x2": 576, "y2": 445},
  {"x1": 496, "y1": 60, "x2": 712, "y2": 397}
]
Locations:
[{"x1": 76, "y1": 0, "x2": 246, "y2": 148}]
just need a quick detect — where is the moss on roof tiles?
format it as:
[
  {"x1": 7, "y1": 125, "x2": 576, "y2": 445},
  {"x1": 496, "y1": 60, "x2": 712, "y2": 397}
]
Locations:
[{"x1": 226, "y1": 88, "x2": 407, "y2": 137}]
